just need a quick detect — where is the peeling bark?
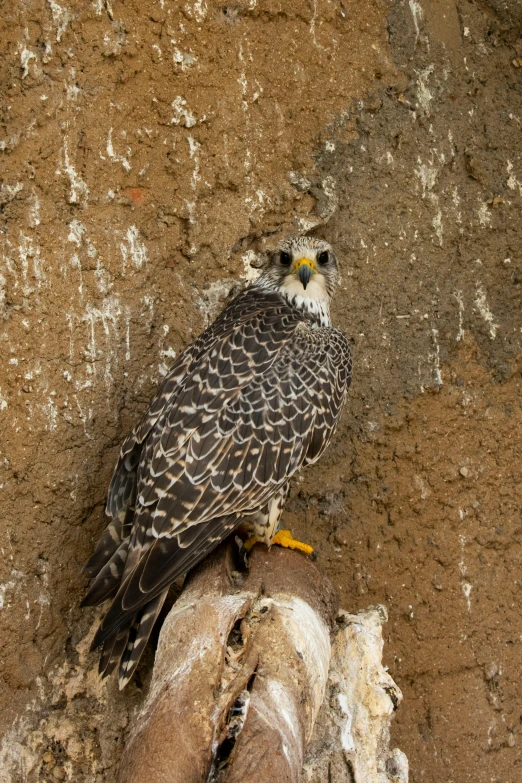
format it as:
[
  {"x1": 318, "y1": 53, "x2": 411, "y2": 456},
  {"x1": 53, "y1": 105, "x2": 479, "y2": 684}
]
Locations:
[{"x1": 118, "y1": 544, "x2": 407, "y2": 783}]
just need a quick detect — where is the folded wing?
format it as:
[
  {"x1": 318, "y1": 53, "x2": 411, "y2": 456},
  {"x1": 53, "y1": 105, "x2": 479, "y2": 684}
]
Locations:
[{"x1": 83, "y1": 288, "x2": 352, "y2": 686}]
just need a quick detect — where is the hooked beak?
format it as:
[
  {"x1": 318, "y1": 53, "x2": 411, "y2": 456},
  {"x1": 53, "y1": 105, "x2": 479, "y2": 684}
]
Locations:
[{"x1": 294, "y1": 258, "x2": 316, "y2": 290}]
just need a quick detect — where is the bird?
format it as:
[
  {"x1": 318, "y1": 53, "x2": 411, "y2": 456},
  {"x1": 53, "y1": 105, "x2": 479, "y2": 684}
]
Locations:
[{"x1": 82, "y1": 236, "x2": 352, "y2": 689}]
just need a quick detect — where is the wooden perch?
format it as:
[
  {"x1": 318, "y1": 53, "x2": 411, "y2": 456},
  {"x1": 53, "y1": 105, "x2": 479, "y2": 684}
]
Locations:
[{"x1": 118, "y1": 542, "x2": 407, "y2": 783}]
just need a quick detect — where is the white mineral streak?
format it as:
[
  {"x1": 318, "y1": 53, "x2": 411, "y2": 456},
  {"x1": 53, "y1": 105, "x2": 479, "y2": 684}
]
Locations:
[
  {"x1": 0, "y1": 182, "x2": 23, "y2": 200},
  {"x1": 19, "y1": 47, "x2": 37, "y2": 79},
  {"x1": 416, "y1": 65, "x2": 434, "y2": 116},
  {"x1": 507, "y1": 160, "x2": 522, "y2": 196},
  {"x1": 454, "y1": 290, "x2": 465, "y2": 341},
  {"x1": 47, "y1": 0, "x2": 73, "y2": 42},
  {"x1": 107, "y1": 128, "x2": 132, "y2": 172},
  {"x1": 304, "y1": 606, "x2": 408, "y2": 783},
  {"x1": 119, "y1": 226, "x2": 148, "y2": 273},
  {"x1": 186, "y1": 0, "x2": 207, "y2": 23},
  {"x1": 474, "y1": 285, "x2": 498, "y2": 339},
  {"x1": 81, "y1": 296, "x2": 123, "y2": 389},
  {"x1": 171, "y1": 96, "x2": 197, "y2": 128},
  {"x1": 409, "y1": 0, "x2": 423, "y2": 42},
  {"x1": 63, "y1": 137, "x2": 89, "y2": 204}
]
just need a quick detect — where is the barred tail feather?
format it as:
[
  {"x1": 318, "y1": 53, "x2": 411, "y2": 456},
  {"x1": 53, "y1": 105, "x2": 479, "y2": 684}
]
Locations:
[
  {"x1": 118, "y1": 590, "x2": 168, "y2": 690},
  {"x1": 99, "y1": 627, "x2": 130, "y2": 679},
  {"x1": 91, "y1": 514, "x2": 239, "y2": 649},
  {"x1": 83, "y1": 505, "x2": 133, "y2": 579},
  {"x1": 96, "y1": 590, "x2": 168, "y2": 688}
]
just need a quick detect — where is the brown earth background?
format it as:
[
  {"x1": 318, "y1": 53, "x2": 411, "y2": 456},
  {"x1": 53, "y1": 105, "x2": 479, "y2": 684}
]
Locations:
[{"x1": 1, "y1": 0, "x2": 522, "y2": 781}]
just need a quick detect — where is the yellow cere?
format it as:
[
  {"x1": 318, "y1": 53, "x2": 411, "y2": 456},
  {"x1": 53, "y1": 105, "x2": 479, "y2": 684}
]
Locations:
[{"x1": 293, "y1": 257, "x2": 317, "y2": 272}]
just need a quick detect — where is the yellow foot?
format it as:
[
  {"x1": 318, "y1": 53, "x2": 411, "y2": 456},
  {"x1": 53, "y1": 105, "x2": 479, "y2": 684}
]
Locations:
[
  {"x1": 243, "y1": 530, "x2": 315, "y2": 557},
  {"x1": 271, "y1": 529, "x2": 314, "y2": 557}
]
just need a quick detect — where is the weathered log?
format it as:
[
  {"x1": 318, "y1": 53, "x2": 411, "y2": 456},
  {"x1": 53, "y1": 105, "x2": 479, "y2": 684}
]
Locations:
[{"x1": 118, "y1": 542, "x2": 407, "y2": 783}]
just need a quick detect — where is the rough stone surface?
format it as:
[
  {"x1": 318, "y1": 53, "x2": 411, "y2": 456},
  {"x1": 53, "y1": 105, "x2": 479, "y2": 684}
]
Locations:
[
  {"x1": 0, "y1": 0, "x2": 395, "y2": 757},
  {"x1": 1, "y1": 1, "x2": 522, "y2": 782},
  {"x1": 304, "y1": 606, "x2": 407, "y2": 783},
  {"x1": 484, "y1": 0, "x2": 522, "y2": 27}
]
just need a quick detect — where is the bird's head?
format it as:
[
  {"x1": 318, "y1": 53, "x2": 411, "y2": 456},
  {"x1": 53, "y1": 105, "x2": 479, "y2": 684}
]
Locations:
[{"x1": 259, "y1": 237, "x2": 340, "y2": 302}]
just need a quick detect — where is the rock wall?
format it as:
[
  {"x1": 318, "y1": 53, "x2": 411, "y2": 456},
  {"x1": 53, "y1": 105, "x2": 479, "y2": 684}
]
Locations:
[{"x1": 1, "y1": 1, "x2": 521, "y2": 782}]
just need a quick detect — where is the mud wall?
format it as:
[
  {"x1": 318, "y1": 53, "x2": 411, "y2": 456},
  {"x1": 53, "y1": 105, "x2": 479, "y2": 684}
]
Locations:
[{"x1": 1, "y1": 1, "x2": 521, "y2": 782}]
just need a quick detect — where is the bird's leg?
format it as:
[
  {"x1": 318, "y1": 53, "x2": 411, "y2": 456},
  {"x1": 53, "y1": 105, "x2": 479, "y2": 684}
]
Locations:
[
  {"x1": 242, "y1": 489, "x2": 315, "y2": 557},
  {"x1": 242, "y1": 534, "x2": 261, "y2": 552},
  {"x1": 238, "y1": 510, "x2": 270, "y2": 552}
]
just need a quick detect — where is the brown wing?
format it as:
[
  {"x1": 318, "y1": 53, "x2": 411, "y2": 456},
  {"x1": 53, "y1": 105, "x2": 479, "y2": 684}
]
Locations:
[{"x1": 84, "y1": 287, "x2": 351, "y2": 682}]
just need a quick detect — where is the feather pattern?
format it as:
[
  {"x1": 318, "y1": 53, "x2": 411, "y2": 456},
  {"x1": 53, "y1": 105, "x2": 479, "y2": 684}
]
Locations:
[{"x1": 84, "y1": 245, "x2": 352, "y2": 687}]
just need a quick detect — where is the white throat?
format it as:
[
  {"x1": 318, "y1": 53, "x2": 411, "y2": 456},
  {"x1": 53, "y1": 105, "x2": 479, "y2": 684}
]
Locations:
[{"x1": 280, "y1": 276, "x2": 331, "y2": 327}]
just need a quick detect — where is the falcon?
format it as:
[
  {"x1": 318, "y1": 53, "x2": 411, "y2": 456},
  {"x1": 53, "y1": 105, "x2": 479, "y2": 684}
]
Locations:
[{"x1": 82, "y1": 236, "x2": 352, "y2": 688}]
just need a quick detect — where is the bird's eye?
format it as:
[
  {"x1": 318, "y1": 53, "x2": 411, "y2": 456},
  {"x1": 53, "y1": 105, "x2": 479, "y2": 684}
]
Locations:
[
  {"x1": 280, "y1": 251, "x2": 292, "y2": 266},
  {"x1": 318, "y1": 250, "x2": 329, "y2": 265}
]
